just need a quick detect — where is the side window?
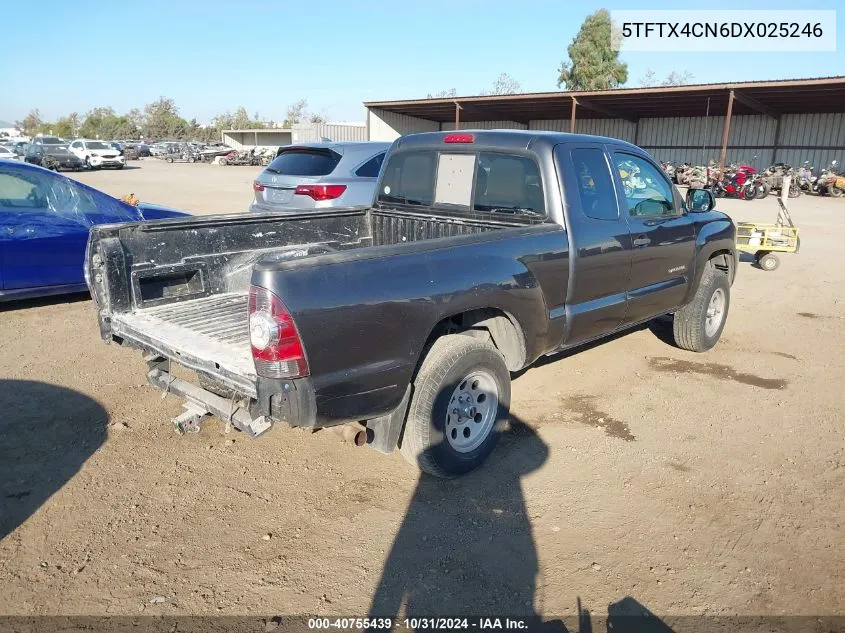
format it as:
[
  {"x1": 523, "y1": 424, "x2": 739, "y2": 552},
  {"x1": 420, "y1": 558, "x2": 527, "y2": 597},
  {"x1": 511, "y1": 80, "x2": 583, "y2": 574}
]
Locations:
[
  {"x1": 71, "y1": 141, "x2": 80, "y2": 149},
  {"x1": 0, "y1": 170, "x2": 50, "y2": 209},
  {"x1": 474, "y1": 153, "x2": 544, "y2": 214},
  {"x1": 571, "y1": 148, "x2": 619, "y2": 221},
  {"x1": 355, "y1": 152, "x2": 385, "y2": 178},
  {"x1": 613, "y1": 153, "x2": 677, "y2": 218}
]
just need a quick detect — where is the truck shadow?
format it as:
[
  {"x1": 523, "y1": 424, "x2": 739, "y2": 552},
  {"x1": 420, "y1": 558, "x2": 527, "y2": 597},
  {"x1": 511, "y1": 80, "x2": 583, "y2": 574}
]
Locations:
[
  {"x1": 0, "y1": 380, "x2": 108, "y2": 541},
  {"x1": 0, "y1": 291, "x2": 91, "y2": 313},
  {"x1": 523, "y1": 323, "x2": 658, "y2": 375}
]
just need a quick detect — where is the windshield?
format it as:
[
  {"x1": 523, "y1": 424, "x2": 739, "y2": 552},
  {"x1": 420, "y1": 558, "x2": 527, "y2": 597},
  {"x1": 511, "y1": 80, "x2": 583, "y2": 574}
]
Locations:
[
  {"x1": 47, "y1": 146, "x2": 72, "y2": 155},
  {"x1": 40, "y1": 137, "x2": 64, "y2": 145},
  {"x1": 86, "y1": 141, "x2": 110, "y2": 150}
]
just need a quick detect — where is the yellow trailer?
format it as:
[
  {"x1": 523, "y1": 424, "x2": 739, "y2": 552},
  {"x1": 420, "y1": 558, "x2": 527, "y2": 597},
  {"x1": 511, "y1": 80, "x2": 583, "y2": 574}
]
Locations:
[{"x1": 735, "y1": 223, "x2": 800, "y2": 271}]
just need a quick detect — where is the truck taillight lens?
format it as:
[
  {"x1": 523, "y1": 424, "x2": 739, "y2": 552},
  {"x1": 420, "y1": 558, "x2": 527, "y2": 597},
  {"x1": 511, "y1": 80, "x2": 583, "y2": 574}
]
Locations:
[
  {"x1": 248, "y1": 286, "x2": 309, "y2": 379},
  {"x1": 293, "y1": 184, "x2": 347, "y2": 200}
]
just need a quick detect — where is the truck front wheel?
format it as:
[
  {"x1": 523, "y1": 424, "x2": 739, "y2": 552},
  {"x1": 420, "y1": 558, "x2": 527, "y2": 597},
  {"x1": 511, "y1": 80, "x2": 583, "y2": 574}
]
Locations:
[
  {"x1": 400, "y1": 335, "x2": 510, "y2": 478},
  {"x1": 672, "y1": 263, "x2": 730, "y2": 352}
]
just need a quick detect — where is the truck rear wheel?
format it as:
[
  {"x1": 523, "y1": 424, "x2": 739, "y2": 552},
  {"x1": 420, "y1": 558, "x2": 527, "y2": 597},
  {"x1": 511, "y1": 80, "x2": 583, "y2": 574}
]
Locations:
[
  {"x1": 400, "y1": 335, "x2": 510, "y2": 478},
  {"x1": 672, "y1": 263, "x2": 730, "y2": 352}
]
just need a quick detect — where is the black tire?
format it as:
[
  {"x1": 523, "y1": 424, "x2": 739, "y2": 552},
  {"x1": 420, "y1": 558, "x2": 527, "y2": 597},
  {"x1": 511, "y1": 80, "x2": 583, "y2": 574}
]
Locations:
[
  {"x1": 219, "y1": 158, "x2": 228, "y2": 166},
  {"x1": 117, "y1": 165, "x2": 124, "y2": 170},
  {"x1": 166, "y1": 157, "x2": 174, "y2": 163},
  {"x1": 758, "y1": 252, "x2": 780, "y2": 271},
  {"x1": 671, "y1": 263, "x2": 730, "y2": 352},
  {"x1": 830, "y1": 186, "x2": 844, "y2": 198},
  {"x1": 399, "y1": 334, "x2": 510, "y2": 478},
  {"x1": 788, "y1": 182, "x2": 801, "y2": 198},
  {"x1": 755, "y1": 183, "x2": 769, "y2": 199}
]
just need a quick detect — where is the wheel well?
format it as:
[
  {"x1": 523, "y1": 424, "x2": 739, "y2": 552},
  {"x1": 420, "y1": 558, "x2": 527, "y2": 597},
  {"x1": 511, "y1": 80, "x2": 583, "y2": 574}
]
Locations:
[
  {"x1": 418, "y1": 309, "x2": 526, "y2": 373},
  {"x1": 709, "y1": 250, "x2": 734, "y2": 282}
]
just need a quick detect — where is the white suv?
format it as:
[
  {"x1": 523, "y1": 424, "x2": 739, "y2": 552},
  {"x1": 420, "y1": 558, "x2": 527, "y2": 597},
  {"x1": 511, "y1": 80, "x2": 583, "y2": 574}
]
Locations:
[{"x1": 68, "y1": 139, "x2": 125, "y2": 170}]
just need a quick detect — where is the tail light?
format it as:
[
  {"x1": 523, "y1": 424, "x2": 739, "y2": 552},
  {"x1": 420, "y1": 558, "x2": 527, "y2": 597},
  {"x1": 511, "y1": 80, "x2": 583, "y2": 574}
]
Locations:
[
  {"x1": 293, "y1": 184, "x2": 347, "y2": 200},
  {"x1": 253, "y1": 180, "x2": 265, "y2": 192},
  {"x1": 248, "y1": 286, "x2": 309, "y2": 379}
]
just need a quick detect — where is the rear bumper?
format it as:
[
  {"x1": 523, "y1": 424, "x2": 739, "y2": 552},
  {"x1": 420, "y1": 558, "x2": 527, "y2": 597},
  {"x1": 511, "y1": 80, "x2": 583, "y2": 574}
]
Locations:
[{"x1": 146, "y1": 359, "x2": 317, "y2": 435}]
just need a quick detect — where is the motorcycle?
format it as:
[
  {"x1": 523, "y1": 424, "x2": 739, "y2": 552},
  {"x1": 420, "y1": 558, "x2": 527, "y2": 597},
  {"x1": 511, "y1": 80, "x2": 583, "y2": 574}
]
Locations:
[
  {"x1": 761, "y1": 163, "x2": 801, "y2": 198},
  {"x1": 707, "y1": 164, "x2": 757, "y2": 200},
  {"x1": 219, "y1": 148, "x2": 263, "y2": 166},
  {"x1": 813, "y1": 160, "x2": 844, "y2": 197}
]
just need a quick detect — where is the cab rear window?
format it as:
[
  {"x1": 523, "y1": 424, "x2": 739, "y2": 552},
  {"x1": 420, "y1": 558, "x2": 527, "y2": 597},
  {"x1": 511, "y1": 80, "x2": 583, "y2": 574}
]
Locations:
[{"x1": 377, "y1": 150, "x2": 544, "y2": 217}]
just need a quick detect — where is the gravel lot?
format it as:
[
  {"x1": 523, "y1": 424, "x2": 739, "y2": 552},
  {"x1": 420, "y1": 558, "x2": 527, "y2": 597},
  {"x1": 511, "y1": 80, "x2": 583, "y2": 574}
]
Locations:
[{"x1": 1, "y1": 158, "x2": 843, "y2": 620}]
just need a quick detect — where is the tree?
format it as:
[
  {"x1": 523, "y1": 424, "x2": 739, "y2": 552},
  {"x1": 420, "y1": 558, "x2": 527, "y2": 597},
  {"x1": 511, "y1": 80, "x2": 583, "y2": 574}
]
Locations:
[
  {"x1": 143, "y1": 97, "x2": 188, "y2": 140},
  {"x1": 283, "y1": 99, "x2": 308, "y2": 127},
  {"x1": 127, "y1": 108, "x2": 145, "y2": 134},
  {"x1": 18, "y1": 109, "x2": 43, "y2": 136},
  {"x1": 426, "y1": 88, "x2": 457, "y2": 99},
  {"x1": 52, "y1": 112, "x2": 80, "y2": 138},
  {"x1": 486, "y1": 73, "x2": 522, "y2": 95},
  {"x1": 309, "y1": 112, "x2": 327, "y2": 124},
  {"x1": 639, "y1": 69, "x2": 694, "y2": 87},
  {"x1": 557, "y1": 9, "x2": 628, "y2": 91}
]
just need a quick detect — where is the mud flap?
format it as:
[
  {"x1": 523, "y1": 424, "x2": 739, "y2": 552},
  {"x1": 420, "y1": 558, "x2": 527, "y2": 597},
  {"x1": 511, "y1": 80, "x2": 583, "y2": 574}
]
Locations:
[{"x1": 365, "y1": 386, "x2": 411, "y2": 454}]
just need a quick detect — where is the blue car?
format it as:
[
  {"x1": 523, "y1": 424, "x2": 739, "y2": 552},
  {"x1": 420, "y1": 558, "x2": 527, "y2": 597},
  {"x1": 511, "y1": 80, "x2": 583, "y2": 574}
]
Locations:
[{"x1": 0, "y1": 159, "x2": 190, "y2": 301}]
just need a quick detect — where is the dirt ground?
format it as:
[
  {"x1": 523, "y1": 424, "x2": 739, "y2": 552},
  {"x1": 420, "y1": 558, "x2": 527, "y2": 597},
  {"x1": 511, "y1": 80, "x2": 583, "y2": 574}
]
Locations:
[{"x1": 1, "y1": 158, "x2": 843, "y2": 622}]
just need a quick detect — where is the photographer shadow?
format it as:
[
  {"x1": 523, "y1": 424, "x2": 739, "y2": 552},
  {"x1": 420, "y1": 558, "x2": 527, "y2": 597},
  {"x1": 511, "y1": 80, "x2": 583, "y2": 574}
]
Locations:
[
  {"x1": 0, "y1": 380, "x2": 109, "y2": 540},
  {"x1": 368, "y1": 415, "x2": 568, "y2": 631}
]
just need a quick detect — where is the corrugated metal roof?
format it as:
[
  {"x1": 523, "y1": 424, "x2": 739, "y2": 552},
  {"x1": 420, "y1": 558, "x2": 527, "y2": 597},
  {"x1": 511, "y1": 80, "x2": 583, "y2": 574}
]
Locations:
[{"x1": 365, "y1": 76, "x2": 845, "y2": 122}]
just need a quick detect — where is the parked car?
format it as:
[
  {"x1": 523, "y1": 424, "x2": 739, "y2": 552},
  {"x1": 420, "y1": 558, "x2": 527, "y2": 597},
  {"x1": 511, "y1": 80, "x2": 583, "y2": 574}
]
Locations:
[
  {"x1": 31, "y1": 135, "x2": 66, "y2": 147},
  {"x1": 86, "y1": 130, "x2": 737, "y2": 477},
  {"x1": 68, "y1": 139, "x2": 126, "y2": 170},
  {"x1": 0, "y1": 159, "x2": 190, "y2": 301},
  {"x1": 13, "y1": 141, "x2": 29, "y2": 156},
  {"x1": 0, "y1": 146, "x2": 19, "y2": 161},
  {"x1": 25, "y1": 143, "x2": 84, "y2": 171},
  {"x1": 250, "y1": 141, "x2": 392, "y2": 212}
]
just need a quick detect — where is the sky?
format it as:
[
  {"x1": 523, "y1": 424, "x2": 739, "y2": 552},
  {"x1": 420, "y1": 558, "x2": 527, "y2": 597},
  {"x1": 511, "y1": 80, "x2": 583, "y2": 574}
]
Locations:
[{"x1": 2, "y1": 0, "x2": 842, "y2": 125}]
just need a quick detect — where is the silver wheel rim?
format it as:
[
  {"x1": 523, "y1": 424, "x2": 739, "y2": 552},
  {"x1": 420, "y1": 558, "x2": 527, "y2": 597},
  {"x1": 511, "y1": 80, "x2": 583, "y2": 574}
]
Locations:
[
  {"x1": 763, "y1": 256, "x2": 776, "y2": 270},
  {"x1": 705, "y1": 287, "x2": 726, "y2": 337},
  {"x1": 445, "y1": 370, "x2": 498, "y2": 453}
]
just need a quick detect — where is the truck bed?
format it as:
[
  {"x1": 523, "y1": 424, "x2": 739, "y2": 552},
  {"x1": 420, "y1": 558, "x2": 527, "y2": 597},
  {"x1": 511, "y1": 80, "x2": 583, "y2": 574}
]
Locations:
[
  {"x1": 89, "y1": 208, "x2": 526, "y2": 396},
  {"x1": 111, "y1": 293, "x2": 256, "y2": 395}
]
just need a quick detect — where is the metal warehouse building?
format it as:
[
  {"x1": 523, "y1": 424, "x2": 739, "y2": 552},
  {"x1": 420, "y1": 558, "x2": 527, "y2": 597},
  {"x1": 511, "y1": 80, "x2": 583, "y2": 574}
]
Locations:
[
  {"x1": 222, "y1": 122, "x2": 366, "y2": 150},
  {"x1": 365, "y1": 76, "x2": 845, "y2": 171}
]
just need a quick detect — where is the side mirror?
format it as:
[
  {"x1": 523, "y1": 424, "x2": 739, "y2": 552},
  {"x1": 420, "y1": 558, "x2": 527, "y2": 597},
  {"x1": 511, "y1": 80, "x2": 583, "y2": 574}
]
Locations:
[{"x1": 686, "y1": 187, "x2": 715, "y2": 212}]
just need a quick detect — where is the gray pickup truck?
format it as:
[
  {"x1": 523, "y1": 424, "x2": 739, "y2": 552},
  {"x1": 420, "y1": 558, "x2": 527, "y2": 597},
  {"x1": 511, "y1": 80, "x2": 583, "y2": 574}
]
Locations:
[{"x1": 86, "y1": 130, "x2": 737, "y2": 477}]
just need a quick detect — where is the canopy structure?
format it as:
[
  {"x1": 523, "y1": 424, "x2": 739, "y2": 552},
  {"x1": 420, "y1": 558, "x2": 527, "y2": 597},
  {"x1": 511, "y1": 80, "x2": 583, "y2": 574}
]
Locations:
[{"x1": 366, "y1": 77, "x2": 845, "y2": 171}]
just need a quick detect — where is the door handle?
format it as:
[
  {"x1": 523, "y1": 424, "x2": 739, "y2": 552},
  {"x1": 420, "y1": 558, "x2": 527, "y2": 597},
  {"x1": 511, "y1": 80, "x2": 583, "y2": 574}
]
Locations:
[{"x1": 633, "y1": 235, "x2": 651, "y2": 248}]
